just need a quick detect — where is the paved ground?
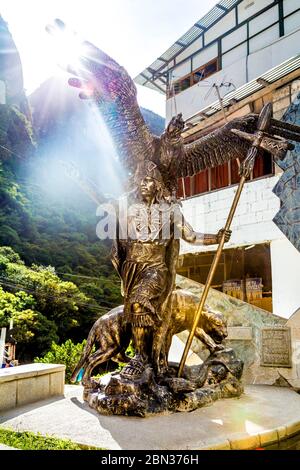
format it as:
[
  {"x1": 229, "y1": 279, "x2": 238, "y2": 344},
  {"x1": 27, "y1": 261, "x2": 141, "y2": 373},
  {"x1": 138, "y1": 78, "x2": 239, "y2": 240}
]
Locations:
[
  {"x1": 1, "y1": 385, "x2": 300, "y2": 450},
  {"x1": 0, "y1": 444, "x2": 17, "y2": 450}
]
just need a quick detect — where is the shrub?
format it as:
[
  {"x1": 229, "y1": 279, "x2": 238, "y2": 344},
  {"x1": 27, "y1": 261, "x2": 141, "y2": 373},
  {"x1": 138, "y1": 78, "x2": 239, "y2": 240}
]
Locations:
[{"x1": 34, "y1": 339, "x2": 86, "y2": 383}]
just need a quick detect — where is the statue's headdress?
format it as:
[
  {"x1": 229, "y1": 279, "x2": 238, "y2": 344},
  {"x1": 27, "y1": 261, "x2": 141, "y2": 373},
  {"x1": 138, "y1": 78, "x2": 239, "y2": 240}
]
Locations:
[
  {"x1": 134, "y1": 160, "x2": 163, "y2": 185},
  {"x1": 133, "y1": 160, "x2": 165, "y2": 201}
]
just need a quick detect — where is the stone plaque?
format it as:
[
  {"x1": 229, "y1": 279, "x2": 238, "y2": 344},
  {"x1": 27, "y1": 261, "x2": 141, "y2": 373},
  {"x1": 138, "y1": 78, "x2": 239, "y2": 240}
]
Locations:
[
  {"x1": 261, "y1": 327, "x2": 292, "y2": 367},
  {"x1": 227, "y1": 327, "x2": 253, "y2": 341}
]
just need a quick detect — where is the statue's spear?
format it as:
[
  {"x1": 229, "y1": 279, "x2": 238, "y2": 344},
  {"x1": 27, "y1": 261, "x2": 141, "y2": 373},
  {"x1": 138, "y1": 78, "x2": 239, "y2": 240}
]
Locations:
[{"x1": 178, "y1": 102, "x2": 274, "y2": 377}]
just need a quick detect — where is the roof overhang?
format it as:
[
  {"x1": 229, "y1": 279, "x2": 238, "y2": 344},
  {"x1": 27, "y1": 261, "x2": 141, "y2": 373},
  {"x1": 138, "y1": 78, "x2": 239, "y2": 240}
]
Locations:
[{"x1": 134, "y1": 0, "x2": 240, "y2": 95}]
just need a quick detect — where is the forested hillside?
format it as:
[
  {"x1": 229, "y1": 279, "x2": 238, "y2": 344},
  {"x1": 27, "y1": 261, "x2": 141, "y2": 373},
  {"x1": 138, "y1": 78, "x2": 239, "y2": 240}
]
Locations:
[{"x1": 0, "y1": 15, "x2": 165, "y2": 359}]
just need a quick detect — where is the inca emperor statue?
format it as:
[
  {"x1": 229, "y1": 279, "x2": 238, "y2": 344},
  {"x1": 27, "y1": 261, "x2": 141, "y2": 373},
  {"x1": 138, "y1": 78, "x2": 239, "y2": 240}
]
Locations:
[{"x1": 47, "y1": 19, "x2": 300, "y2": 416}]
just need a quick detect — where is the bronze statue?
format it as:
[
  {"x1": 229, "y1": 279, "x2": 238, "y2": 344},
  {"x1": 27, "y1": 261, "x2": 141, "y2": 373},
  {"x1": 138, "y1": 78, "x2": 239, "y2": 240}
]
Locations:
[
  {"x1": 71, "y1": 289, "x2": 228, "y2": 388},
  {"x1": 110, "y1": 161, "x2": 230, "y2": 378},
  {"x1": 47, "y1": 19, "x2": 300, "y2": 416}
]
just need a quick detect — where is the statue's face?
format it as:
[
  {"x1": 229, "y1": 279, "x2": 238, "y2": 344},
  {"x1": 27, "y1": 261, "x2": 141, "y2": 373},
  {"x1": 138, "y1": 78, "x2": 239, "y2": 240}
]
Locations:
[{"x1": 140, "y1": 176, "x2": 157, "y2": 200}]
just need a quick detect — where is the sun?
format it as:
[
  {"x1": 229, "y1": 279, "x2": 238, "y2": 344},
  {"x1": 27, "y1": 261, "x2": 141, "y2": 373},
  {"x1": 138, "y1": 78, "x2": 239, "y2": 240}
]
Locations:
[{"x1": 45, "y1": 19, "x2": 86, "y2": 75}]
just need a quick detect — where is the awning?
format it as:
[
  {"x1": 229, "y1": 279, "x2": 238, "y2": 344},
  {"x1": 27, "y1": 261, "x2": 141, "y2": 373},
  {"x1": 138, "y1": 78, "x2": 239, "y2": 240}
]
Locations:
[{"x1": 134, "y1": 0, "x2": 241, "y2": 95}]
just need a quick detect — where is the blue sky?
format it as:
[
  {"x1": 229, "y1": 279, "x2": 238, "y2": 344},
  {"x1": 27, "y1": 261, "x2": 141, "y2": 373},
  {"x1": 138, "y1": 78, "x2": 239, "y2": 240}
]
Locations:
[{"x1": 1, "y1": 0, "x2": 217, "y2": 116}]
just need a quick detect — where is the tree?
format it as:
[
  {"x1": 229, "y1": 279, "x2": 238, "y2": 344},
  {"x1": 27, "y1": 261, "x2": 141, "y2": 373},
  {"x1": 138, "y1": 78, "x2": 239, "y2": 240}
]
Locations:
[
  {"x1": 0, "y1": 287, "x2": 58, "y2": 358},
  {"x1": 0, "y1": 247, "x2": 101, "y2": 358}
]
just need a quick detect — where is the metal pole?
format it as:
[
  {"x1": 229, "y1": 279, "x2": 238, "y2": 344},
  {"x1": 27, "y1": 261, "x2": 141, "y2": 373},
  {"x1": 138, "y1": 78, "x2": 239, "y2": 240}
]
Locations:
[
  {"x1": 178, "y1": 176, "x2": 246, "y2": 377},
  {"x1": 214, "y1": 84, "x2": 228, "y2": 123},
  {"x1": 0, "y1": 328, "x2": 6, "y2": 367},
  {"x1": 181, "y1": 177, "x2": 186, "y2": 199}
]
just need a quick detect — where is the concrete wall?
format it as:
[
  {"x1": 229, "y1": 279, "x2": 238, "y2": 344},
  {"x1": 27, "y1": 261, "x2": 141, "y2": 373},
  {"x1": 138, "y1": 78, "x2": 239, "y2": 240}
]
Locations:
[
  {"x1": 180, "y1": 175, "x2": 283, "y2": 255},
  {"x1": 0, "y1": 363, "x2": 65, "y2": 411},
  {"x1": 271, "y1": 239, "x2": 300, "y2": 319}
]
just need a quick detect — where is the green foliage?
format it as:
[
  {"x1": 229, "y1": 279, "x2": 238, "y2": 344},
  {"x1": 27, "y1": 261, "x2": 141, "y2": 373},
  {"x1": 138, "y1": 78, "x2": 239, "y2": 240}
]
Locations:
[
  {"x1": 0, "y1": 83, "x2": 126, "y2": 362},
  {"x1": 0, "y1": 286, "x2": 58, "y2": 356},
  {"x1": 0, "y1": 104, "x2": 35, "y2": 165},
  {"x1": 141, "y1": 108, "x2": 165, "y2": 136},
  {"x1": 116, "y1": 341, "x2": 135, "y2": 371},
  {"x1": 0, "y1": 246, "x2": 24, "y2": 264},
  {"x1": 0, "y1": 247, "x2": 100, "y2": 358},
  {"x1": 34, "y1": 339, "x2": 87, "y2": 383},
  {"x1": 5, "y1": 261, "x2": 89, "y2": 330},
  {"x1": 0, "y1": 427, "x2": 100, "y2": 450}
]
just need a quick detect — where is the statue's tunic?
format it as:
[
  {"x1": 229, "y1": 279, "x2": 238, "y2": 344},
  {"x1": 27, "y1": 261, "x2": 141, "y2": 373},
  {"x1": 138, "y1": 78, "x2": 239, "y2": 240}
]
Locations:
[
  {"x1": 122, "y1": 242, "x2": 169, "y2": 327},
  {"x1": 112, "y1": 201, "x2": 181, "y2": 328}
]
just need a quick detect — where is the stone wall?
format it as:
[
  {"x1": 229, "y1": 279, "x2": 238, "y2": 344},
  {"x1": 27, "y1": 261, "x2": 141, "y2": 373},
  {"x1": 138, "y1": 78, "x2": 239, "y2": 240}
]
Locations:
[
  {"x1": 0, "y1": 363, "x2": 65, "y2": 411},
  {"x1": 176, "y1": 275, "x2": 300, "y2": 389}
]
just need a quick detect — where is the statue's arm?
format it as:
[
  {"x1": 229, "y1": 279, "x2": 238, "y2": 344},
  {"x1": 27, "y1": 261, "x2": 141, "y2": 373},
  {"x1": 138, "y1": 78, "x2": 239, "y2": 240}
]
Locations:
[
  {"x1": 183, "y1": 223, "x2": 217, "y2": 246},
  {"x1": 175, "y1": 210, "x2": 231, "y2": 246},
  {"x1": 177, "y1": 216, "x2": 218, "y2": 246}
]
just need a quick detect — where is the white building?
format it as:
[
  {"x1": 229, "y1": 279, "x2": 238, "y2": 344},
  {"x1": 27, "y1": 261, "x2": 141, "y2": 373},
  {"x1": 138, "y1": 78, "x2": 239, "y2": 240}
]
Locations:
[
  {"x1": 136, "y1": 0, "x2": 300, "y2": 319},
  {"x1": 0, "y1": 80, "x2": 5, "y2": 104}
]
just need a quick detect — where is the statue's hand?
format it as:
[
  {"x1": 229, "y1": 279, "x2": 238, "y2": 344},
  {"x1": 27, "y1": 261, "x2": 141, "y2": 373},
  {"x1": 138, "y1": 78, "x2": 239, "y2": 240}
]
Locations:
[
  {"x1": 217, "y1": 228, "x2": 231, "y2": 244},
  {"x1": 46, "y1": 19, "x2": 135, "y2": 103}
]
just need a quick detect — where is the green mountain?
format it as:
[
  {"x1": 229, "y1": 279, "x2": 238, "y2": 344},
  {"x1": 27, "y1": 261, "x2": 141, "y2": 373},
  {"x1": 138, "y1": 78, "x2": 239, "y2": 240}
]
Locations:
[{"x1": 0, "y1": 15, "x2": 165, "y2": 359}]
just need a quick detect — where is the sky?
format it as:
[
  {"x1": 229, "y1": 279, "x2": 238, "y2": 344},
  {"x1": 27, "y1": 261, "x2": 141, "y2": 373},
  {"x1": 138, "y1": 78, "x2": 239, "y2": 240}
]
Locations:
[{"x1": 0, "y1": 0, "x2": 217, "y2": 117}]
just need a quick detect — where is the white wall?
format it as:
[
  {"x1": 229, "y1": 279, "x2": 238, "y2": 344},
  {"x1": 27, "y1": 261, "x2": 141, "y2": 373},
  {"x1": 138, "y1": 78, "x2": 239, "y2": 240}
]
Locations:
[
  {"x1": 222, "y1": 24, "x2": 247, "y2": 53},
  {"x1": 271, "y1": 239, "x2": 300, "y2": 318},
  {"x1": 172, "y1": 61, "x2": 190, "y2": 80},
  {"x1": 167, "y1": 58, "x2": 247, "y2": 121},
  {"x1": 247, "y1": 27, "x2": 300, "y2": 81},
  {"x1": 222, "y1": 43, "x2": 248, "y2": 69},
  {"x1": 176, "y1": 37, "x2": 203, "y2": 63},
  {"x1": 179, "y1": 176, "x2": 300, "y2": 319},
  {"x1": 192, "y1": 43, "x2": 218, "y2": 70},
  {"x1": 248, "y1": 24, "x2": 279, "y2": 54},
  {"x1": 238, "y1": 0, "x2": 274, "y2": 23},
  {"x1": 166, "y1": 27, "x2": 300, "y2": 121},
  {"x1": 204, "y1": 9, "x2": 236, "y2": 44},
  {"x1": 180, "y1": 175, "x2": 283, "y2": 255},
  {"x1": 0, "y1": 81, "x2": 5, "y2": 104},
  {"x1": 283, "y1": 0, "x2": 300, "y2": 16},
  {"x1": 285, "y1": 9, "x2": 300, "y2": 35},
  {"x1": 248, "y1": 5, "x2": 278, "y2": 36}
]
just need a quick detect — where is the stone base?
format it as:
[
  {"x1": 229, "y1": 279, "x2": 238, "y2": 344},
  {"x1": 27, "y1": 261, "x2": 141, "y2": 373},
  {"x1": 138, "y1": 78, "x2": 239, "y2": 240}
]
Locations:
[
  {"x1": 1, "y1": 384, "x2": 300, "y2": 449},
  {"x1": 0, "y1": 363, "x2": 65, "y2": 411},
  {"x1": 86, "y1": 349, "x2": 243, "y2": 417}
]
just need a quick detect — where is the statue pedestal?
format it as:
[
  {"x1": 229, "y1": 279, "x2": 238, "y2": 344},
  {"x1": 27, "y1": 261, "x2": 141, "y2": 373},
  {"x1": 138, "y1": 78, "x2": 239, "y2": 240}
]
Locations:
[
  {"x1": 1, "y1": 383, "x2": 300, "y2": 449},
  {"x1": 85, "y1": 349, "x2": 244, "y2": 417}
]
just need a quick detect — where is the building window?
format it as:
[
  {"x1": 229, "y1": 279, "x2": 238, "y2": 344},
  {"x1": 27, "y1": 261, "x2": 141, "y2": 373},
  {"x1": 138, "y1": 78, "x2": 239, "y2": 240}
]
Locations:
[
  {"x1": 173, "y1": 76, "x2": 191, "y2": 95},
  {"x1": 177, "y1": 152, "x2": 274, "y2": 198},
  {"x1": 169, "y1": 57, "x2": 219, "y2": 97},
  {"x1": 192, "y1": 59, "x2": 219, "y2": 85},
  {"x1": 177, "y1": 243, "x2": 273, "y2": 312}
]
